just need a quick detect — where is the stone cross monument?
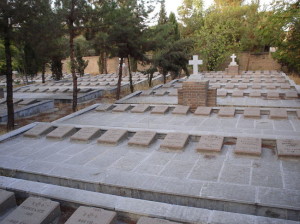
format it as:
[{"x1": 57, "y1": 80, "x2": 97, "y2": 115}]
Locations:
[
  {"x1": 227, "y1": 53, "x2": 239, "y2": 76},
  {"x1": 189, "y1": 55, "x2": 203, "y2": 80}
]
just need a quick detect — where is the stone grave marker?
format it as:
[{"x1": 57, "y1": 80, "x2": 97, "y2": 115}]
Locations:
[
  {"x1": 253, "y1": 79, "x2": 261, "y2": 83},
  {"x1": 249, "y1": 91, "x2": 261, "y2": 97},
  {"x1": 64, "y1": 83, "x2": 72, "y2": 86},
  {"x1": 242, "y1": 79, "x2": 250, "y2": 83},
  {"x1": 112, "y1": 104, "x2": 131, "y2": 112},
  {"x1": 128, "y1": 131, "x2": 156, "y2": 147},
  {"x1": 79, "y1": 88, "x2": 91, "y2": 93},
  {"x1": 280, "y1": 84, "x2": 291, "y2": 89},
  {"x1": 244, "y1": 108, "x2": 261, "y2": 119},
  {"x1": 232, "y1": 90, "x2": 244, "y2": 97},
  {"x1": 211, "y1": 84, "x2": 221, "y2": 89},
  {"x1": 172, "y1": 105, "x2": 190, "y2": 115},
  {"x1": 189, "y1": 55, "x2": 203, "y2": 75},
  {"x1": 97, "y1": 129, "x2": 127, "y2": 145},
  {"x1": 269, "y1": 108, "x2": 288, "y2": 119},
  {"x1": 230, "y1": 79, "x2": 239, "y2": 83},
  {"x1": 1, "y1": 197, "x2": 60, "y2": 224},
  {"x1": 95, "y1": 104, "x2": 114, "y2": 112},
  {"x1": 90, "y1": 82, "x2": 100, "y2": 86},
  {"x1": 137, "y1": 217, "x2": 181, "y2": 224},
  {"x1": 65, "y1": 206, "x2": 116, "y2": 224},
  {"x1": 266, "y1": 85, "x2": 277, "y2": 89},
  {"x1": 285, "y1": 91, "x2": 298, "y2": 99},
  {"x1": 162, "y1": 83, "x2": 173, "y2": 88},
  {"x1": 225, "y1": 83, "x2": 235, "y2": 89},
  {"x1": 46, "y1": 126, "x2": 76, "y2": 140},
  {"x1": 13, "y1": 99, "x2": 23, "y2": 104},
  {"x1": 18, "y1": 99, "x2": 37, "y2": 105},
  {"x1": 154, "y1": 89, "x2": 167, "y2": 96},
  {"x1": 70, "y1": 127, "x2": 101, "y2": 142},
  {"x1": 24, "y1": 124, "x2": 54, "y2": 138},
  {"x1": 194, "y1": 106, "x2": 212, "y2": 116},
  {"x1": 0, "y1": 190, "x2": 16, "y2": 214},
  {"x1": 218, "y1": 107, "x2": 235, "y2": 117},
  {"x1": 265, "y1": 79, "x2": 273, "y2": 83},
  {"x1": 276, "y1": 79, "x2": 286, "y2": 83},
  {"x1": 131, "y1": 104, "x2": 150, "y2": 113},
  {"x1": 238, "y1": 84, "x2": 248, "y2": 89},
  {"x1": 50, "y1": 88, "x2": 59, "y2": 93},
  {"x1": 296, "y1": 110, "x2": 300, "y2": 119},
  {"x1": 140, "y1": 89, "x2": 153, "y2": 96},
  {"x1": 277, "y1": 139, "x2": 300, "y2": 157},
  {"x1": 196, "y1": 135, "x2": 224, "y2": 152},
  {"x1": 57, "y1": 88, "x2": 69, "y2": 93},
  {"x1": 267, "y1": 92, "x2": 280, "y2": 99},
  {"x1": 168, "y1": 89, "x2": 178, "y2": 96},
  {"x1": 234, "y1": 137, "x2": 262, "y2": 156},
  {"x1": 252, "y1": 84, "x2": 262, "y2": 89},
  {"x1": 217, "y1": 90, "x2": 227, "y2": 97},
  {"x1": 151, "y1": 105, "x2": 169, "y2": 114},
  {"x1": 160, "y1": 132, "x2": 189, "y2": 150}
]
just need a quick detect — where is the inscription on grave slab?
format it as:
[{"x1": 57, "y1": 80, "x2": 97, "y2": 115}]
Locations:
[
  {"x1": 1, "y1": 197, "x2": 60, "y2": 224},
  {"x1": 234, "y1": 137, "x2": 262, "y2": 156},
  {"x1": 70, "y1": 127, "x2": 101, "y2": 142},
  {"x1": 46, "y1": 126, "x2": 76, "y2": 140},
  {"x1": 160, "y1": 133, "x2": 189, "y2": 150},
  {"x1": 97, "y1": 129, "x2": 127, "y2": 145},
  {"x1": 65, "y1": 206, "x2": 116, "y2": 224},
  {"x1": 277, "y1": 139, "x2": 300, "y2": 157},
  {"x1": 24, "y1": 124, "x2": 54, "y2": 138},
  {"x1": 196, "y1": 135, "x2": 224, "y2": 152},
  {"x1": 128, "y1": 131, "x2": 156, "y2": 147}
]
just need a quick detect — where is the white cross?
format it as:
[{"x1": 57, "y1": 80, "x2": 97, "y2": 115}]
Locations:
[
  {"x1": 189, "y1": 55, "x2": 203, "y2": 75},
  {"x1": 230, "y1": 54, "x2": 237, "y2": 66}
]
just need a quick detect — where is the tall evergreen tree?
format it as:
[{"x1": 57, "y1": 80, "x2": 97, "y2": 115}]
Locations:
[{"x1": 158, "y1": 0, "x2": 168, "y2": 24}]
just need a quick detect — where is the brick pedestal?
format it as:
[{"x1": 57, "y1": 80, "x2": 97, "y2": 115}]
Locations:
[{"x1": 227, "y1": 65, "x2": 239, "y2": 76}]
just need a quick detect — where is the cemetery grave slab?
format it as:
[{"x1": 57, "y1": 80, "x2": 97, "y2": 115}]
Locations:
[
  {"x1": 217, "y1": 90, "x2": 227, "y2": 97},
  {"x1": 232, "y1": 91, "x2": 244, "y2": 97},
  {"x1": 112, "y1": 104, "x2": 131, "y2": 112},
  {"x1": 57, "y1": 88, "x2": 69, "y2": 93},
  {"x1": 18, "y1": 99, "x2": 37, "y2": 105},
  {"x1": 1, "y1": 197, "x2": 60, "y2": 224},
  {"x1": 0, "y1": 190, "x2": 16, "y2": 214},
  {"x1": 277, "y1": 139, "x2": 300, "y2": 157},
  {"x1": 252, "y1": 84, "x2": 262, "y2": 89},
  {"x1": 46, "y1": 126, "x2": 76, "y2": 140},
  {"x1": 225, "y1": 84, "x2": 235, "y2": 89},
  {"x1": 95, "y1": 104, "x2": 114, "y2": 112},
  {"x1": 151, "y1": 105, "x2": 169, "y2": 114},
  {"x1": 269, "y1": 108, "x2": 288, "y2": 119},
  {"x1": 194, "y1": 107, "x2": 212, "y2": 116},
  {"x1": 137, "y1": 217, "x2": 181, "y2": 224},
  {"x1": 266, "y1": 85, "x2": 277, "y2": 89},
  {"x1": 280, "y1": 84, "x2": 291, "y2": 89},
  {"x1": 160, "y1": 132, "x2": 189, "y2": 150},
  {"x1": 131, "y1": 105, "x2": 150, "y2": 113},
  {"x1": 173, "y1": 83, "x2": 183, "y2": 89},
  {"x1": 218, "y1": 108, "x2": 235, "y2": 117},
  {"x1": 238, "y1": 84, "x2": 248, "y2": 89},
  {"x1": 267, "y1": 92, "x2": 280, "y2": 99},
  {"x1": 244, "y1": 108, "x2": 261, "y2": 119},
  {"x1": 154, "y1": 89, "x2": 168, "y2": 96},
  {"x1": 249, "y1": 91, "x2": 261, "y2": 98},
  {"x1": 65, "y1": 206, "x2": 116, "y2": 224},
  {"x1": 297, "y1": 110, "x2": 300, "y2": 119},
  {"x1": 70, "y1": 127, "x2": 101, "y2": 142},
  {"x1": 168, "y1": 89, "x2": 178, "y2": 96},
  {"x1": 128, "y1": 131, "x2": 157, "y2": 147},
  {"x1": 24, "y1": 124, "x2": 54, "y2": 138},
  {"x1": 285, "y1": 91, "x2": 298, "y2": 99},
  {"x1": 196, "y1": 135, "x2": 224, "y2": 152},
  {"x1": 172, "y1": 105, "x2": 190, "y2": 115},
  {"x1": 234, "y1": 137, "x2": 262, "y2": 156},
  {"x1": 97, "y1": 129, "x2": 128, "y2": 145},
  {"x1": 141, "y1": 89, "x2": 153, "y2": 96}
]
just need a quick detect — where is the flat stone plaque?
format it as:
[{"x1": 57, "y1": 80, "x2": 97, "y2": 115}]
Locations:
[
  {"x1": 57, "y1": 88, "x2": 69, "y2": 93},
  {"x1": 140, "y1": 89, "x2": 153, "y2": 96},
  {"x1": 97, "y1": 129, "x2": 127, "y2": 145},
  {"x1": 218, "y1": 107, "x2": 235, "y2": 117},
  {"x1": 65, "y1": 206, "x2": 116, "y2": 224},
  {"x1": 217, "y1": 90, "x2": 227, "y2": 97},
  {"x1": 24, "y1": 124, "x2": 54, "y2": 138},
  {"x1": 0, "y1": 190, "x2": 16, "y2": 214},
  {"x1": 128, "y1": 131, "x2": 156, "y2": 147},
  {"x1": 1, "y1": 197, "x2": 60, "y2": 224},
  {"x1": 194, "y1": 107, "x2": 212, "y2": 116},
  {"x1": 277, "y1": 139, "x2": 300, "y2": 157},
  {"x1": 112, "y1": 104, "x2": 131, "y2": 112},
  {"x1": 95, "y1": 104, "x2": 114, "y2": 112},
  {"x1": 154, "y1": 89, "x2": 167, "y2": 96},
  {"x1": 50, "y1": 88, "x2": 59, "y2": 93},
  {"x1": 234, "y1": 137, "x2": 262, "y2": 156},
  {"x1": 172, "y1": 105, "x2": 190, "y2": 115},
  {"x1": 242, "y1": 79, "x2": 250, "y2": 83},
  {"x1": 131, "y1": 105, "x2": 150, "y2": 113},
  {"x1": 285, "y1": 91, "x2": 298, "y2": 99},
  {"x1": 238, "y1": 84, "x2": 248, "y2": 89},
  {"x1": 168, "y1": 89, "x2": 178, "y2": 96},
  {"x1": 244, "y1": 108, "x2": 260, "y2": 118},
  {"x1": 253, "y1": 79, "x2": 261, "y2": 83},
  {"x1": 280, "y1": 84, "x2": 291, "y2": 89},
  {"x1": 232, "y1": 91, "x2": 244, "y2": 97},
  {"x1": 18, "y1": 99, "x2": 37, "y2": 105},
  {"x1": 267, "y1": 92, "x2": 280, "y2": 99},
  {"x1": 160, "y1": 132, "x2": 189, "y2": 150},
  {"x1": 196, "y1": 135, "x2": 224, "y2": 152},
  {"x1": 269, "y1": 108, "x2": 288, "y2": 119},
  {"x1": 252, "y1": 84, "x2": 262, "y2": 89},
  {"x1": 46, "y1": 126, "x2": 76, "y2": 140},
  {"x1": 70, "y1": 127, "x2": 101, "y2": 142},
  {"x1": 225, "y1": 83, "x2": 235, "y2": 89},
  {"x1": 137, "y1": 217, "x2": 181, "y2": 224},
  {"x1": 249, "y1": 91, "x2": 261, "y2": 97},
  {"x1": 151, "y1": 105, "x2": 169, "y2": 114}
]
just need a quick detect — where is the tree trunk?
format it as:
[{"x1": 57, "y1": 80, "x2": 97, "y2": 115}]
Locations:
[
  {"x1": 149, "y1": 72, "x2": 153, "y2": 87},
  {"x1": 116, "y1": 57, "x2": 123, "y2": 100},
  {"x1": 4, "y1": 17, "x2": 14, "y2": 131},
  {"x1": 42, "y1": 63, "x2": 46, "y2": 83},
  {"x1": 104, "y1": 51, "x2": 108, "y2": 74},
  {"x1": 163, "y1": 72, "x2": 166, "y2": 84},
  {"x1": 127, "y1": 56, "x2": 134, "y2": 93}
]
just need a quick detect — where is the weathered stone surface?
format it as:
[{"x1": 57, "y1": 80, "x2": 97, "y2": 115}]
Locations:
[
  {"x1": 0, "y1": 190, "x2": 16, "y2": 214},
  {"x1": 234, "y1": 137, "x2": 262, "y2": 156},
  {"x1": 97, "y1": 129, "x2": 127, "y2": 145},
  {"x1": 277, "y1": 139, "x2": 300, "y2": 157},
  {"x1": 18, "y1": 99, "x2": 37, "y2": 105},
  {"x1": 249, "y1": 91, "x2": 261, "y2": 98},
  {"x1": 252, "y1": 84, "x2": 262, "y2": 89},
  {"x1": 285, "y1": 91, "x2": 298, "y2": 99},
  {"x1": 232, "y1": 91, "x2": 244, "y2": 97},
  {"x1": 172, "y1": 105, "x2": 190, "y2": 115},
  {"x1": 218, "y1": 108, "x2": 235, "y2": 117},
  {"x1": 244, "y1": 108, "x2": 261, "y2": 119},
  {"x1": 168, "y1": 89, "x2": 178, "y2": 96},
  {"x1": 70, "y1": 127, "x2": 101, "y2": 142},
  {"x1": 217, "y1": 90, "x2": 227, "y2": 97},
  {"x1": 46, "y1": 126, "x2": 76, "y2": 140},
  {"x1": 280, "y1": 84, "x2": 291, "y2": 89},
  {"x1": 151, "y1": 105, "x2": 169, "y2": 114},
  {"x1": 267, "y1": 92, "x2": 280, "y2": 99},
  {"x1": 65, "y1": 206, "x2": 116, "y2": 224},
  {"x1": 296, "y1": 110, "x2": 300, "y2": 119},
  {"x1": 131, "y1": 105, "x2": 150, "y2": 113},
  {"x1": 160, "y1": 133, "x2": 189, "y2": 150},
  {"x1": 137, "y1": 216, "x2": 181, "y2": 224},
  {"x1": 269, "y1": 108, "x2": 288, "y2": 119},
  {"x1": 24, "y1": 124, "x2": 54, "y2": 138},
  {"x1": 266, "y1": 85, "x2": 276, "y2": 89},
  {"x1": 238, "y1": 84, "x2": 248, "y2": 89},
  {"x1": 112, "y1": 104, "x2": 131, "y2": 112},
  {"x1": 141, "y1": 89, "x2": 153, "y2": 96},
  {"x1": 128, "y1": 131, "x2": 156, "y2": 147},
  {"x1": 95, "y1": 104, "x2": 114, "y2": 112},
  {"x1": 225, "y1": 83, "x2": 235, "y2": 89},
  {"x1": 154, "y1": 89, "x2": 167, "y2": 96},
  {"x1": 194, "y1": 107, "x2": 212, "y2": 116},
  {"x1": 196, "y1": 135, "x2": 224, "y2": 152},
  {"x1": 1, "y1": 197, "x2": 60, "y2": 224}
]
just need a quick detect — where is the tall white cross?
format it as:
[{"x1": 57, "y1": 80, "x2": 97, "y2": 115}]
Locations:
[
  {"x1": 230, "y1": 54, "x2": 237, "y2": 66},
  {"x1": 189, "y1": 55, "x2": 203, "y2": 75}
]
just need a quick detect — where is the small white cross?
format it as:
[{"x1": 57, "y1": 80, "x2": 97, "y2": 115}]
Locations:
[
  {"x1": 230, "y1": 54, "x2": 237, "y2": 66},
  {"x1": 189, "y1": 55, "x2": 203, "y2": 75}
]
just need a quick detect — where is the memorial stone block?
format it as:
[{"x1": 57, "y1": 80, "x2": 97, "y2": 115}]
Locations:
[
  {"x1": 154, "y1": 89, "x2": 167, "y2": 96},
  {"x1": 269, "y1": 108, "x2": 288, "y2": 119},
  {"x1": 112, "y1": 104, "x2": 131, "y2": 112},
  {"x1": 160, "y1": 133, "x2": 189, "y2": 150},
  {"x1": 131, "y1": 105, "x2": 150, "y2": 113},
  {"x1": 168, "y1": 89, "x2": 178, "y2": 96},
  {"x1": 249, "y1": 91, "x2": 261, "y2": 98},
  {"x1": 277, "y1": 139, "x2": 300, "y2": 157},
  {"x1": 218, "y1": 107, "x2": 235, "y2": 117},
  {"x1": 285, "y1": 91, "x2": 298, "y2": 99},
  {"x1": 24, "y1": 124, "x2": 54, "y2": 138},
  {"x1": 244, "y1": 108, "x2": 261, "y2": 119},
  {"x1": 95, "y1": 104, "x2": 114, "y2": 112},
  {"x1": 19, "y1": 99, "x2": 37, "y2": 105},
  {"x1": 232, "y1": 91, "x2": 244, "y2": 97},
  {"x1": 46, "y1": 126, "x2": 76, "y2": 140},
  {"x1": 172, "y1": 105, "x2": 190, "y2": 115},
  {"x1": 280, "y1": 84, "x2": 291, "y2": 89},
  {"x1": 194, "y1": 107, "x2": 212, "y2": 116},
  {"x1": 238, "y1": 84, "x2": 248, "y2": 89},
  {"x1": 128, "y1": 131, "x2": 156, "y2": 147},
  {"x1": 141, "y1": 89, "x2": 153, "y2": 96},
  {"x1": 97, "y1": 129, "x2": 127, "y2": 145},
  {"x1": 252, "y1": 84, "x2": 262, "y2": 89},
  {"x1": 234, "y1": 137, "x2": 262, "y2": 156},
  {"x1": 196, "y1": 135, "x2": 224, "y2": 152},
  {"x1": 151, "y1": 105, "x2": 169, "y2": 114},
  {"x1": 267, "y1": 92, "x2": 280, "y2": 99},
  {"x1": 225, "y1": 83, "x2": 235, "y2": 89},
  {"x1": 217, "y1": 90, "x2": 227, "y2": 97},
  {"x1": 70, "y1": 127, "x2": 101, "y2": 142},
  {"x1": 0, "y1": 190, "x2": 16, "y2": 214}
]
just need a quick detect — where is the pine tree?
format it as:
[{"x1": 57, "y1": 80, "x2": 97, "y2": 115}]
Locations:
[
  {"x1": 158, "y1": 0, "x2": 168, "y2": 25},
  {"x1": 74, "y1": 44, "x2": 89, "y2": 77}
]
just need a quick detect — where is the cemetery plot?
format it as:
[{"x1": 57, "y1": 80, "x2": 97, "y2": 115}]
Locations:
[
  {"x1": 1, "y1": 197, "x2": 60, "y2": 224},
  {"x1": 128, "y1": 131, "x2": 156, "y2": 147},
  {"x1": 0, "y1": 190, "x2": 16, "y2": 214},
  {"x1": 277, "y1": 139, "x2": 300, "y2": 157},
  {"x1": 269, "y1": 108, "x2": 288, "y2": 119},
  {"x1": 234, "y1": 137, "x2": 262, "y2": 156},
  {"x1": 194, "y1": 107, "x2": 212, "y2": 116},
  {"x1": 172, "y1": 105, "x2": 190, "y2": 115},
  {"x1": 131, "y1": 105, "x2": 150, "y2": 113},
  {"x1": 244, "y1": 108, "x2": 261, "y2": 119},
  {"x1": 70, "y1": 127, "x2": 101, "y2": 142},
  {"x1": 151, "y1": 105, "x2": 169, "y2": 114},
  {"x1": 65, "y1": 206, "x2": 116, "y2": 224},
  {"x1": 97, "y1": 129, "x2": 128, "y2": 145},
  {"x1": 95, "y1": 104, "x2": 114, "y2": 112},
  {"x1": 46, "y1": 126, "x2": 76, "y2": 140},
  {"x1": 24, "y1": 124, "x2": 54, "y2": 138},
  {"x1": 154, "y1": 89, "x2": 168, "y2": 96},
  {"x1": 112, "y1": 104, "x2": 131, "y2": 112},
  {"x1": 266, "y1": 85, "x2": 277, "y2": 89},
  {"x1": 218, "y1": 107, "x2": 235, "y2": 117},
  {"x1": 160, "y1": 133, "x2": 189, "y2": 150},
  {"x1": 137, "y1": 217, "x2": 181, "y2": 224},
  {"x1": 196, "y1": 135, "x2": 224, "y2": 152}
]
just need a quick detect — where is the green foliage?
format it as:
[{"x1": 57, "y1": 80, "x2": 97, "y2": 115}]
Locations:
[
  {"x1": 51, "y1": 56, "x2": 63, "y2": 81},
  {"x1": 158, "y1": 0, "x2": 168, "y2": 24},
  {"x1": 74, "y1": 43, "x2": 89, "y2": 77}
]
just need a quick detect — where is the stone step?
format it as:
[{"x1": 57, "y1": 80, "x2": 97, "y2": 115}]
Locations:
[
  {"x1": 0, "y1": 189, "x2": 16, "y2": 214},
  {"x1": 0, "y1": 176, "x2": 298, "y2": 224}
]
